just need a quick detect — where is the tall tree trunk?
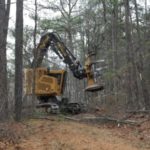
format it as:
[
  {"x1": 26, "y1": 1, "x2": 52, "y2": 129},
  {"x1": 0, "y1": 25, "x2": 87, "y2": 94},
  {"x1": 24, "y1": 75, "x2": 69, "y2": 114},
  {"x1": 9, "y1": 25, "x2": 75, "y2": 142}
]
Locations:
[
  {"x1": 134, "y1": 0, "x2": 150, "y2": 109},
  {"x1": 128, "y1": 2, "x2": 140, "y2": 109},
  {"x1": 101, "y1": 0, "x2": 107, "y2": 23},
  {"x1": 0, "y1": 0, "x2": 8, "y2": 120},
  {"x1": 33, "y1": 0, "x2": 37, "y2": 49},
  {"x1": 31, "y1": 0, "x2": 38, "y2": 112},
  {"x1": 124, "y1": 0, "x2": 140, "y2": 109},
  {"x1": 3, "y1": 0, "x2": 11, "y2": 118},
  {"x1": 111, "y1": 0, "x2": 119, "y2": 101},
  {"x1": 15, "y1": 0, "x2": 24, "y2": 121},
  {"x1": 144, "y1": 0, "x2": 147, "y2": 33}
]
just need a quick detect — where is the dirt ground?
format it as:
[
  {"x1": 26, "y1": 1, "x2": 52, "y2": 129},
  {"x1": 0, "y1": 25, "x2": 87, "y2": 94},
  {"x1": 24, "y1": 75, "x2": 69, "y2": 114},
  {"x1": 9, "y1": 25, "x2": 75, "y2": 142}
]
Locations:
[{"x1": 0, "y1": 114, "x2": 149, "y2": 150}]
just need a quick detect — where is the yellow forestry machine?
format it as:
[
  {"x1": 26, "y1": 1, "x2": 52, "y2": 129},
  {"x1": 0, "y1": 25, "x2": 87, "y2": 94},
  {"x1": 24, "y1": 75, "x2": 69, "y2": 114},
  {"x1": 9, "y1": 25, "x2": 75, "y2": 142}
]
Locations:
[{"x1": 24, "y1": 32, "x2": 104, "y2": 113}]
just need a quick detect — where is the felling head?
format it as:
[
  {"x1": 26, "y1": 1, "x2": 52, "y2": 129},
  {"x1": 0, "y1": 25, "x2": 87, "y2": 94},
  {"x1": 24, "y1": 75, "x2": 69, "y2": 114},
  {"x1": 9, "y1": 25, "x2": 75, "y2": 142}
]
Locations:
[
  {"x1": 84, "y1": 51, "x2": 105, "y2": 92},
  {"x1": 85, "y1": 84, "x2": 104, "y2": 92}
]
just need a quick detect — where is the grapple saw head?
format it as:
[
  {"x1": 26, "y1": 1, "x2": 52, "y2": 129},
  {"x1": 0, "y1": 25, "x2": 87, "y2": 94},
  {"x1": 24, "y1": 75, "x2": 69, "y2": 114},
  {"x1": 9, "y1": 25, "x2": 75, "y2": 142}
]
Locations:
[
  {"x1": 84, "y1": 51, "x2": 104, "y2": 92},
  {"x1": 85, "y1": 84, "x2": 104, "y2": 92}
]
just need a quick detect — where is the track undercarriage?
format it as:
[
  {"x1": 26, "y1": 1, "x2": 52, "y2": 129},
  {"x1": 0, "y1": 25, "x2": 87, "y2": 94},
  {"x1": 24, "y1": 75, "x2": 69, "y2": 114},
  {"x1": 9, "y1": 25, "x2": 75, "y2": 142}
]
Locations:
[{"x1": 36, "y1": 96, "x2": 86, "y2": 114}]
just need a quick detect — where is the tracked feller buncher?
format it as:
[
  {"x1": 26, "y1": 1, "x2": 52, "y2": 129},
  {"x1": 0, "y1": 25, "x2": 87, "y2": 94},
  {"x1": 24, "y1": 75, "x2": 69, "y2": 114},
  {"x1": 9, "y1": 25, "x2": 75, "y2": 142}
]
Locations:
[{"x1": 24, "y1": 32, "x2": 104, "y2": 114}]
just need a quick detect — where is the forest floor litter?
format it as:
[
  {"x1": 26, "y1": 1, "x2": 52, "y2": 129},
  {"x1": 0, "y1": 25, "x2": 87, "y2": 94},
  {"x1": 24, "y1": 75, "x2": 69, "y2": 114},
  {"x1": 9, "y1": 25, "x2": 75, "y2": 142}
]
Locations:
[{"x1": 0, "y1": 113, "x2": 149, "y2": 150}]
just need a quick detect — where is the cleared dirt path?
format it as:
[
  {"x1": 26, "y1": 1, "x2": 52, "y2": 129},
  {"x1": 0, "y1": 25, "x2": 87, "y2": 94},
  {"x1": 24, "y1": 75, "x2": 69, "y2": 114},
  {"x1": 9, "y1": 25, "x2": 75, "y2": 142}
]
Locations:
[{"x1": 5, "y1": 117, "x2": 149, "y2": 150}]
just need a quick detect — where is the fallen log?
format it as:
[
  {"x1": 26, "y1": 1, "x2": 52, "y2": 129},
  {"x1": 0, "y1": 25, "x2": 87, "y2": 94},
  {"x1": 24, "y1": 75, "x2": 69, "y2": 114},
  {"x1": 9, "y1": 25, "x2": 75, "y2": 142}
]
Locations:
[
  {"x1": 31, "y1": 115, "x2": 145, "y2": 126},
  {"x1": 64, "y1": 116, "x2": 80, "y2": 122},
  {"x1": 127, "y1": 110, "x2": 150, "y2": 114},
  {"x1": 33, "y1": 116, "x2": 55, "y2": 121},
  {"x1": 80, "y1": 116, "x2": 141, "y2": 126}
]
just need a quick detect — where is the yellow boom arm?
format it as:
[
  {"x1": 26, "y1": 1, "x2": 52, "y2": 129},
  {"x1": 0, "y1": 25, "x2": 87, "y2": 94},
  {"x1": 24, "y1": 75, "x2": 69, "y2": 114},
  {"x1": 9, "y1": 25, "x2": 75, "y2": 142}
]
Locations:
[{"x1": 31, "y1": 32, "x2": 103, "y2": 92}]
